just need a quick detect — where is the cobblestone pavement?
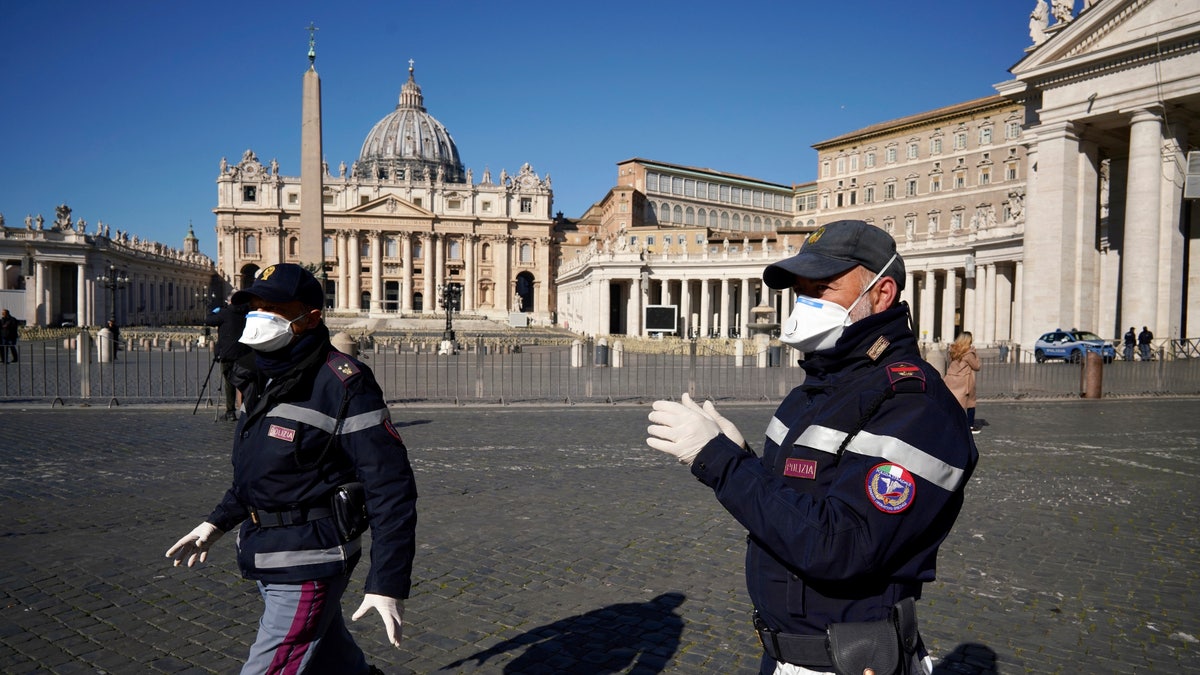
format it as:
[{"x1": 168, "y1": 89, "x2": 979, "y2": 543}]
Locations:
[{"x1": 0, "y1": 398, "x2": 1197, "y2": 674}]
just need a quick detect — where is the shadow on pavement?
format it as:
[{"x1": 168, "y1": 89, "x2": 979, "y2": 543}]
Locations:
[
  {"x1": 933, "y1": 642, "x2": 998, "y2": 674},
  {"x1": 440, "y1": 592, "x2": 685, "y2": 674}
]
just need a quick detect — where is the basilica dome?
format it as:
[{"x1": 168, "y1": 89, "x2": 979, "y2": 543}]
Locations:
[{"x1": 355, "y1": 64, "x2": 465, "y2": 183}]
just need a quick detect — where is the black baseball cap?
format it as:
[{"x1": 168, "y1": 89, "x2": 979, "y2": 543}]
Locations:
[
  {"x1": 763, "y1": 220, "x2": 906, "y2": 290},
  {"x1": 231, "y1": 263, "x2": 325, "y2": 309}
]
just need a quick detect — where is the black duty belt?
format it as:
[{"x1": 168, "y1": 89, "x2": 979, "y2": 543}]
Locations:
[
  {"x1": 753, "y1": 612, "x2": 833, "y2": 668},
  {"x1": 249, "y1": 506, "x2": 333, "y2": 528}
]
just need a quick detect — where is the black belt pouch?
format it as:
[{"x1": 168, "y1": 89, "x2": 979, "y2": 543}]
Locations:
[
  {"x1": 826, "y1": 598, "x2": 917, "y2": 675},
  {"x1": 331, "y1": 482, "x2": 368, "y2": 541}
]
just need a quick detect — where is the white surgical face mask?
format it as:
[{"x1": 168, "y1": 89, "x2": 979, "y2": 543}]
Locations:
[
  {"x1": 239, "y1": 311, "x2": 305, "y2": 352},
  {"x1": 778, "y1": 254, "x2": 897, "y2": 354}
]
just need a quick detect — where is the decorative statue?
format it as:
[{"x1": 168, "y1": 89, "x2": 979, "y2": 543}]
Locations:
[
  {"x1": 500, "y1": 168, "x2": 508, "y2": 185},
  {"x1": 55, "y1": 203, "x2": 72, "y2": 229},
  {"x1": 220, "y1": 157, "x2": 228, "y2": 174},
  {"x1": 76, "y1": 217, "x2": 86, "y2": 233},
  {"x1": 271, "y1": 158, "x2": 279, "y2": 175},
  {"x1": 24, "y1": 214, "x2": 32, "y2": 230},
  {"x1": 482, "y1": 167, "x2": 492, "y2": 184},
  {"x1": 1051, "y1": 0, "x2": 1073, "y2": 24},
  {"x1": 35, "y1": 214, "x2": 44, "y2": 230},
  {"x1": 339, "y1": 161, "x2": 346, "y2": 178},
  {"x1": 466, "y1": 168, "x2": 473, "y2": 184},
  {"x1": 1030, "y1": 0, "x2": 1050, "y2": 45}
]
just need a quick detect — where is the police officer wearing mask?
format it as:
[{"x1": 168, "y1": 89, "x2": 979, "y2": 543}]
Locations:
[
  {"x1": 166, "y1": 263, "x2": 418, "y2": 675},
  {"x1": 647, "y1": 220, "x2": 977, "y2": 675}
]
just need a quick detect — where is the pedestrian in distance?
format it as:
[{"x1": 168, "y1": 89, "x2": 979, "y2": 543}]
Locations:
[
  {"x1": 104, "y1": 319, "x2": 121, "y2": 361},
  {"x1": 205, "y1": 299, "x2": 253, "y2": 421},
  {"x1": 1, "y1": 308, "x2": 19, "y2": 363},
  {"x1": 166, "y1": 263, "x2": 418, "y2": 675},
  {"x1": 1138, "y1": 325, "x2": 1154, "y2": 361},
  {"x1": 944, "y1": 331, "x2": 982, "y2": 434},
  {"x1": 646, "y1": 220, "x2": 978, "y2": 675},
  {"x1": 1123, "y1": 327, "x2": 1136, "y2": 362}
]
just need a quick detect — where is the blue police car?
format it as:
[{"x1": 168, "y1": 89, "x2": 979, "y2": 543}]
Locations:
[{"x1": 1034, "y1": 329, "x2": 1116, "y2": 363}]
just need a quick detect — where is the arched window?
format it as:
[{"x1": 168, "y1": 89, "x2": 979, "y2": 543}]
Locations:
[
  {"x1": 519, "y1": 243, "x2": 533, "y2": 263},
  {"x1": 288, "y1": 237, "x2": 298, "y2": 256},
  {"x1": 385, "y1": 237, "x2": 398, "y2": 258},
  {"x1": 659, "y1": 202, "x2": 670, "y2": 223},
  {"x1": 697, "y1": 209, "x2": 707, "y2": 227},
  {"x1": 721, "y1": 212, "x2": 730, "y2": 229},
  {"x1": 732, "y1": 214, "x2": 741, "y2": 230},
  {"x1": 323, "y1": 236, "x2": 333, "y2": 257},
  {"x1": 245, "y1": 234, "x2": 258, "y2": 255},
  {"x1": 685, "y1": 207, "x2": 695, "y2": 225},
  {"x1": 481, "y1": 243, "x2": 491, "y2": 261},
  {"x1": 673, "y1": 205, "x2": 683, "y2": 223}
]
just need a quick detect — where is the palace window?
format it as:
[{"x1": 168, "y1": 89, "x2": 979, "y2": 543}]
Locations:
[
  {"x1": 243, "y1": 186, "x2": 257, "y2": 202},
  {"x1": 245, "y1": 234, "x2": 257, "y2": 255},
  {"x1": 520, "y1": 198, "x2": 532, "y2": 213},
  {"x1": 519, "y1": 243, "x2": 533, "y2": 263}
]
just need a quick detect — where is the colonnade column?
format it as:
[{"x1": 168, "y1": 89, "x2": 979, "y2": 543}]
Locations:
[
  {"x1": 994, "y1": 265, "x2": 1013, "y2": 344},
  {"x1": 963, "y1": 274, "x2": 976, "y2": 337},
  {"x1": 974, "y1": 264, "x2": 990, "y2": 345},
  {"x1": 596, "y1": 277, "x2": 610, "y2": 336},
  {"x1": 699, "y1": 281, "x2": 711, "y2": 338},
  {"x1": 940, "y1": 270, "x2": 957, "y2": 342},
  {"x1": 1012, "y1": 261, "x2": 1023, "y2": 349},
  {"x1": 1121, "y1": 108, "x2": 1164, "y2": 332},
  {"x1": 983, "y1": 263, "x2": 997, "y2": 345},
  {"x1": 739, "y1": 278, "x2": 752, "y2": 338},
  {"x1": 679, "y1": 279, "x2": 691, "y2": 337},
  {"x1": 718, "y1": 279, "x2": 730, "y2": 337},
  {"x1": 34, "y1": 261, "x2": 46, "y2": 326},
  {"x1": 495, "y1": 235, "x2": 510, "y2": 314},
  {"x1": 400, "y1": 235, "x2": 413, "y2": 313},
  {"x1": 370, "y1": 233, "x2": 383, "y2": 314},
  {"x1": 919, "y1": 270, "x2": 936, "y2": 342},
  {"x1": 76, "y1": 262, "x2": 87, "y2": 327},
  {"x1": 629, "y1": 276, "x2": 643, "y2": 336}
]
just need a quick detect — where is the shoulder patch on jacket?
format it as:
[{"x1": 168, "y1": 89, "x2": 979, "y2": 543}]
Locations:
[
  {"x1": 326, "y1": 352, "x2": 360, "y2": 384},
  {"x1": 885, "y1": 362, "x2": 926, "y2": 394}
]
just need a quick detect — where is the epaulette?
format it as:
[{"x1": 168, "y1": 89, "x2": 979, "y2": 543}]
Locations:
[
  {"x1": 325, "y1": 351, "x2": 361, "y2": 386},
  {"x1": 884, "y1": 361, "x2": 926, "y2": 394}
]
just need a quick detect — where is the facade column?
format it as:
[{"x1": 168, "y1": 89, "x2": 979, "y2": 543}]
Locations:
[
  {"x1": 1121, "y1": 108, "x2": 1164, "y2": 334},
  {"x1": 422, "y1": 234, "x2": 434, "y2": 314},
  {"x1": 940, "y1": 270, "x2": 957, "y2": 342},
  {"x1": 336, "y1": 232, "x2": 348, "y2": 311},
  {"x1": 434, "y1": 234, "x2": 445, "y2": 295},
  {"x1": 370, "y1": 232, "x2": 383, "y2": 314},
  {"x1": 719, "y1": 278, "x2": 731, "y2": 337},
  {"x1": 495, "y1": 236, "x2": 510, "y2": 314},
  {"x1": 919, "y1": 270, "x2": 936, "y2": 342},
  {"x1": 401, "y1": 235, "x2": 413, "y2": 314},
  {"x1": 901, "y1": 271, "x2": 915, "y2": 310},
  {"x1": 464, "y1": 234, "x2": 476, "y2": 313},
  {"x1": 349, "y1": 232, "x2": 361, "y2": 311},
  {"x1": 699, "y1": 279, "x2": 711, "y2": 338}
]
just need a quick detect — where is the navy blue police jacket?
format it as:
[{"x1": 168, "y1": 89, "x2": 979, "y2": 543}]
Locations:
[
  {"x1": 206, "y1": 326, "x2": 418, "y2": 599},
  {"x1": 690, "y1": 305, "x2": 976, "y2": 635}
]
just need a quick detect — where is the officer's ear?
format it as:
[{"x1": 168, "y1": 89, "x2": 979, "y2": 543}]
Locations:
[{"x1": 295, "y1": 307, "x2": 323, "y2": 333}]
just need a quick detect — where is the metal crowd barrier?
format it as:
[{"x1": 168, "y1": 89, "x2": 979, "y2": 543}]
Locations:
[{"x1": 1, "y1": 333, "x2": 1197, "y2": 407}]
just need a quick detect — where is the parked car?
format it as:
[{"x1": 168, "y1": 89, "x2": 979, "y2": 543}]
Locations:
[{"x1": 1034, "y1": 329, "x2": 1116, "y2": 363}]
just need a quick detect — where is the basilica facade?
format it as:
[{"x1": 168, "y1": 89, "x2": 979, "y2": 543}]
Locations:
[{"x1": 213, "y1": 64, "x2": 557, "y2": 324}]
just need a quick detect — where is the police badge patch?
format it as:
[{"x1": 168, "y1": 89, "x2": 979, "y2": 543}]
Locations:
[{"x1": 866, "y1": 462, "x2": 915, "y2": 513}]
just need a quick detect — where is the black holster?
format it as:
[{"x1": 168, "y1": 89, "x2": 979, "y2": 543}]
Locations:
[
  {"x1": 331, "y1": 482, "x2": 368, "y2": 541},
  {"x1": 826, "y1": 597, "x2": 920, "y2": 675}
]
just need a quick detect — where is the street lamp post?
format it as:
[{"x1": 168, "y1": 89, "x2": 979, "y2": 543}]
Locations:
[
  {"x1": 97, "y1": 263, "x2": 129, "y2": 324},
  {"x1": 437, "y1": 283, "x2": 461, "y2": 342}
]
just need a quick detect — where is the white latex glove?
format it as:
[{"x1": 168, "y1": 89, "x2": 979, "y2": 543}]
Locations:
[
  {"x1": 165, "y1": 522, "x2": 223, "y2": 567},
  {"x1": 647, "y1": 393, "x2": 721, "y2": 466},
  {"x1": 699, "y1": 398, "x2": 747, "y2": 450},
  {"x1": 352, "y1": 593, "x2": 405, "y2": 648}
]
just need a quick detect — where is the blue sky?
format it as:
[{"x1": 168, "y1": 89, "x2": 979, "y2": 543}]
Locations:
[{"x1": 0, "y1": 1, "x2": 1032, "y2": 261}]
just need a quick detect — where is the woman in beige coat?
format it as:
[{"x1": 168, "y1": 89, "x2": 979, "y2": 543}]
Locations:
[{"x1": 945, "y1": 332, "x2": 981, "y2": 433}]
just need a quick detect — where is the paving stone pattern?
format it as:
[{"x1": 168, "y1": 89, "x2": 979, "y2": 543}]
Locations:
[{"x1": 0, "y1": 398, "x2": 1196, "y2": 674}]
